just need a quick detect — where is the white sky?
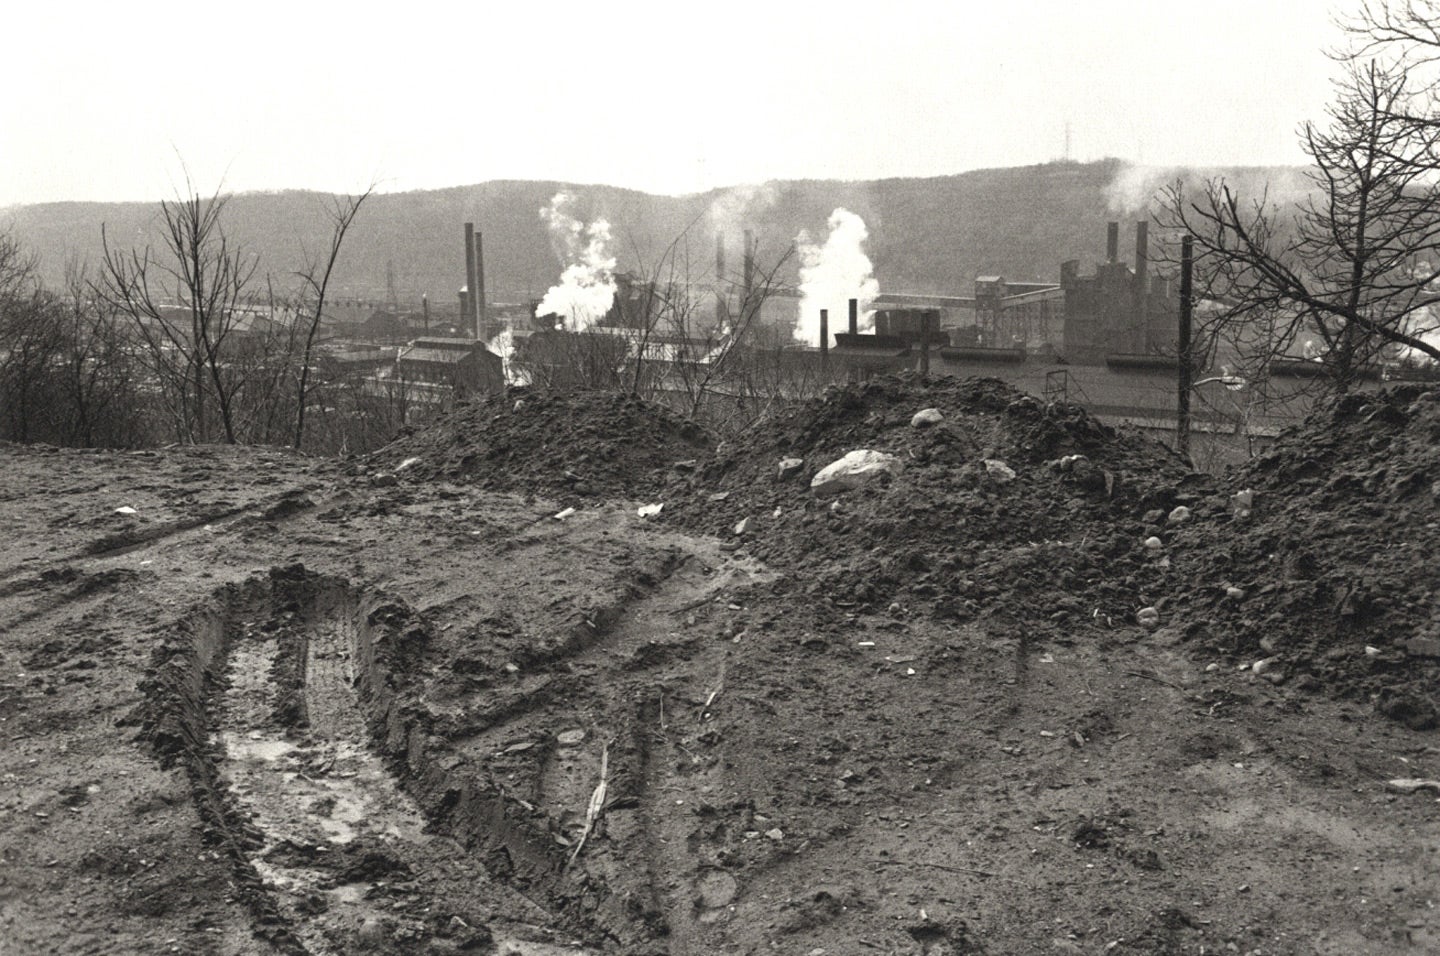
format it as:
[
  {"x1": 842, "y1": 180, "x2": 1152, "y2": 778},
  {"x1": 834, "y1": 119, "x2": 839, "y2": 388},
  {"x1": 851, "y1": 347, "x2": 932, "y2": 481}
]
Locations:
[{"x1": 2, "y1": 0, "x2": 1347, "y2": 207}]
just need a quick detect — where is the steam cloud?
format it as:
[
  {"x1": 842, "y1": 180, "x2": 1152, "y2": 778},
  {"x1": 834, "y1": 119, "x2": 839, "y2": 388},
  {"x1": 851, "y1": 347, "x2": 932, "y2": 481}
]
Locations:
[
  {"x1": 535, "y1": 192, "x2": 616, "y2": 330},
  {"x1": 1105, "y1": 162, "x2": 1317, "y2": 217},
  {"x1": 794, "y1": 208, "x2": 879, "y2": 346},
  {"x1": 486, "y1": 326, "x2": 529, "y2": 386},
  {"x1": 705, "y1": 181, "x2": 778, "y2": 242}
]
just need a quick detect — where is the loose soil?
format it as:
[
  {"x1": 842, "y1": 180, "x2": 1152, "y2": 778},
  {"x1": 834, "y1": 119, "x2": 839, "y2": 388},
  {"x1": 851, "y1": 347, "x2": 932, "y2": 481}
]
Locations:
[{"x1": 2, "y1": 376, "x2": 1437, "y2": 955}]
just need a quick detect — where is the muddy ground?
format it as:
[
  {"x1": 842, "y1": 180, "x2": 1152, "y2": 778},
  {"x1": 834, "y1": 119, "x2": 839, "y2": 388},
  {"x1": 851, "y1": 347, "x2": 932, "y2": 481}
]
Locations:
[{"x1": 2, "y1": 377, "x2": 1438, "y2": 955}]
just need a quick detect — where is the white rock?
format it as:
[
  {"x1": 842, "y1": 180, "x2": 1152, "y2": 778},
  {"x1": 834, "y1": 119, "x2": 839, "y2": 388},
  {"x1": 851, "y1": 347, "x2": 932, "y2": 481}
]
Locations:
[
  {"x1": 734, "y1": 517, "x2": 751, "y2": 535},
  {"x1": 1252, "y1": 656, "x2": 1279, "y2": 674},
  {"x1": 1167, "y1": 505, "x2": 1192, "y2": 525},
  {"x1": 637, "y1": 503, "x2": 664, "y2": 518},
  {"x1": 777, "y1": 457, "x2": 805, "y2": 481},
  {"x1": 1225, "y1": 586, "x2": 1246, "y2": 600},
  {"x1": 911, "y1": 408, "x2": 944, "y2": 427},
  {"x1": 1137, "y1": 607, "x2": 1160, "y2": 627},
  {"x1": 114, "y1": 506, "x2": 138, "y2": 515},
  {"x1": 810, "y1": 450, "x2": 901, "y2": 496},
  {"x1": 983, "y1": 459, "x2": 1017, "y2": 483},
  {"x1": 1144, "y1": 536, "x2": 1164, "y2": 551}
]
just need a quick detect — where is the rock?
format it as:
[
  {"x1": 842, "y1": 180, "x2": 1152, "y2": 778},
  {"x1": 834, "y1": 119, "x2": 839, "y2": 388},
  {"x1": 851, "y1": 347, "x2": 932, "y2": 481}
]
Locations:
[
  {"x1": 777, "y1": 457, "x2": 805, "y2": 481},
  {"x1": 371, "y1": 473, "x2": 399, "y2": 488},
  {"x1": 637, "y1": 503, "x2": 664, "y2": 517},
  {"x1": 673, "y1": 459, "x2": 698, "y2": 473},
  {"x1": 1251, "y1": 656, "x2": 1279, "y2": 674},
  {"x1": 810, "y1": 450, "x2": 901, "y2": 496},
  {"x1": 764, "y1": 828, "x2": 785, "y2": 841},
  {"x1": 1167, "y1": 505, "x2": 1192, "y2": 525},
  {"x1": 734, "y1": 517, "x2": 751, "y2": 535},
  {"x1": 696, "y1": 870, "x2": 739, "y2": 908},
  {"x1": 911, "y1": 408, "x2": 944, "y2": 428},
  {"x1": 983, "y1": 459, "x2": 1017, "y2": 483},
  {"x1": 1144, "y1": 536, "x2": 1164, "y2": 551},
  {"x1": 1231, "y1": 488, "x2": 1254, "y2": 517},
  {"x1": 1137, "y1": 607, "x2": 1160, "y2": 627},
  {"x1": 556, "y1": 729, "x2": 586, "y2": 746},
  {"x1": 1225, "y1": 586, "x2": 1246, "y2": 600}
]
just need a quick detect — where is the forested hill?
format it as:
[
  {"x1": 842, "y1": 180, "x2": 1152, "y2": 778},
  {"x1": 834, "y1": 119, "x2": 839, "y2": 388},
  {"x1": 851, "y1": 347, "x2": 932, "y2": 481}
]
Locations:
[{"x1": 0, "y1": 159, "x2": 1299, "y2": 304}]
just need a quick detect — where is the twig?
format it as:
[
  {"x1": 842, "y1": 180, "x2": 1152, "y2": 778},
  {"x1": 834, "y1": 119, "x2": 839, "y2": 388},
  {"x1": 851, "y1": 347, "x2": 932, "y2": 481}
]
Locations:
[
  {"x1": 566, "y1": 742, "x2": 610, "y2": 868},
  {"x1": 1122, "y1": 670, "x2": 1186, "y2": 691}
]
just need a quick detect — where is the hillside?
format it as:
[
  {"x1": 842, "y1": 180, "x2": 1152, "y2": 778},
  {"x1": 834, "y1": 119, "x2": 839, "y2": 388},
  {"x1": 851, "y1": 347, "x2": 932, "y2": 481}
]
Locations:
[{"x1": 0, "y1": 160, "x2": 1299, "y2": 306}]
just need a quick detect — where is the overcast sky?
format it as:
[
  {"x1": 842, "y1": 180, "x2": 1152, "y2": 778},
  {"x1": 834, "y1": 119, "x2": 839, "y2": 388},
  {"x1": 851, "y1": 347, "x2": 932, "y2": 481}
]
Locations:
[{"x1": 3, "y1": 0, "x2": 1347, "y2": 208}]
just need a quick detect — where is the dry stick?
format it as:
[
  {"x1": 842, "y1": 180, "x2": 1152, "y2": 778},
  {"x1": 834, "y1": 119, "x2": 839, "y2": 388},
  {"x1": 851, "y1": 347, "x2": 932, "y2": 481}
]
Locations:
[
  {"x1": 566, "y1": 741, "x2": 610, "y2": 869},
  {"x1": 1122, "y1": 670, "x2": 1186, "y2": 692}
]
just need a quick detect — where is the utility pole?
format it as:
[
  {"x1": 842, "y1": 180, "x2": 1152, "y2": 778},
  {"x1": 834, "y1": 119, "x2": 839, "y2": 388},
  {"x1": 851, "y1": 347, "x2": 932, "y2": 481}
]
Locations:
[{"x1": 1177, "y1": 234, "x2": 1194, "y2": 462}]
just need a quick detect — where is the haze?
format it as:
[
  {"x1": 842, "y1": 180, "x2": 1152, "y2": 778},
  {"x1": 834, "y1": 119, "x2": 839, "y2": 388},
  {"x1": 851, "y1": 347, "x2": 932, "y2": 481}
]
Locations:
[{"x1": 3, "y1": 0, "x2": 1345, "y2": 207}]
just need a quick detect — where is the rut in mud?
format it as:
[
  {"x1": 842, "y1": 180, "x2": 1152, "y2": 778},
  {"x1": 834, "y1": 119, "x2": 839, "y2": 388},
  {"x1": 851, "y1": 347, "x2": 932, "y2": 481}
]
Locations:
[{"x1": 142, "y1": 566, "x2": 599, "y2": 955}]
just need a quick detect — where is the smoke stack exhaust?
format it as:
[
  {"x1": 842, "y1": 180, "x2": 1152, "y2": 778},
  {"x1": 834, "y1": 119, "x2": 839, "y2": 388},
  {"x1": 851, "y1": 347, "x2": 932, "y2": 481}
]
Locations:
[
  {"x1": 1106, "y1": 222, "x2": 1119, "y2": 263},
  {"x1": 1134, "y1": 220, "x2": 1149, "y2": 291},
  {"x1": 464, "y1": 223, "x2": 479, "y2": 338}
]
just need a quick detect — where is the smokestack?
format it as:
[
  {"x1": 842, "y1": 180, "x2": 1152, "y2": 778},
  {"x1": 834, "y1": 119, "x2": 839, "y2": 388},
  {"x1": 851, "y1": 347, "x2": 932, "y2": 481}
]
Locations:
[
  {"x1": 820, "y1": 308, "x2": 829, "y2": 363},
  {"x1": 474, "y1": 231, "x2": 487, "y2": 339},
  {"x1": 422, "y1": 293, "x2": 430, "y2": 329},
  {"x1": 1106, "y1": 222, "x2": 1119, "y2": 263},
  {"x1": 1134, "y1": 220, "x2": 1149, "y2": 291},
  {"x1": 848, "y1": 298, "x2": 859, "y2": 336},
  {"x1": 464, "y1": 223, "x2": 478, "y2": 338}
]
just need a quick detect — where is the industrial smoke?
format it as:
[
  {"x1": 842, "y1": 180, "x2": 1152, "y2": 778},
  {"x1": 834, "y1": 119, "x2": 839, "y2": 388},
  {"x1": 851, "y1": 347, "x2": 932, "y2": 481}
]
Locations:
[
  {"x1": 536, "y1": 192, "x2": 617, "y2": 330},
  {"x1": 794, "y1": 208, "x2": 879, "y2": 345}
]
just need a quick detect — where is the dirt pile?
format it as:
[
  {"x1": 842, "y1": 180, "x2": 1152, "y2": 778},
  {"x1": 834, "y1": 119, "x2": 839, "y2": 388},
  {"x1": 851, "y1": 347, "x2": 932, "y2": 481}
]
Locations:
[
  {"x1": 1167, "y1": 385, "x2": 1440, "y2": 727},
  {"x1": 662, "y1": 375, "x2": 1193, "y2": 636},
  {"x1": 369, "y1": 388, "x2": 712, "y2": 501}
]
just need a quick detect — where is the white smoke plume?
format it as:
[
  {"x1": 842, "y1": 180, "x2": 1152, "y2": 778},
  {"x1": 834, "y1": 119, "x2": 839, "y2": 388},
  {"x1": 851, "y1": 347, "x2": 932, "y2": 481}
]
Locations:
[
  {"x1": 793, "y1": 208, "x2": 880, "y2": 346},
  {"x1": 705, "y1": 181, "x2": 778, "y2": 243},
  {"x1": 486, "y1": 326, "x2": 529, "y2": 386},
  {"x1": 535, "y1": 192, "x2": 617, "y2": 330},
  {"x1": 1106, "y1": 162, "x2": 1316, "y2": 216}
]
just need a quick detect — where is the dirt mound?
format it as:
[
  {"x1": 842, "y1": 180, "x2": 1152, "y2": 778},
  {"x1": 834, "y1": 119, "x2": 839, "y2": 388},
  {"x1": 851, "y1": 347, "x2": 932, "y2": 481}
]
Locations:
[
  {"x1": 662, "y1": 375, "x2": 1192, "y2": 635},
  {"x1": 1167, "y1": 385, "x2": 1440, "y2": 727},
  {"x1": 370, "y1": 388, "x2": 712, "y2": 501}
]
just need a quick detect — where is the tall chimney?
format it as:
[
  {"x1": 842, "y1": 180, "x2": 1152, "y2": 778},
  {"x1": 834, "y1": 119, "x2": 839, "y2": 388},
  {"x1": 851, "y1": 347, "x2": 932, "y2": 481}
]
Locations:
[
  {"x1": 1106, "y1": 222, "x2": 1119, "y2": 263},
  {"x1": 474, "y1": 231, "x2": 487, "y2": 339},
  {"x1": 1134, "y1": 220, "x2": 1149, "y2": 291},
  {"x1": 820, "y1": 308, "x2": 829, "y2": 363},
  {"x1": 422, "y1": 293, "x2": 430, "y2": 329},
  {"x1": 848, "y1": 298, "x2": 859, "y2": 336},
  {"x1": 464, "y1": 223, "x2": 478, "y2": 338}
]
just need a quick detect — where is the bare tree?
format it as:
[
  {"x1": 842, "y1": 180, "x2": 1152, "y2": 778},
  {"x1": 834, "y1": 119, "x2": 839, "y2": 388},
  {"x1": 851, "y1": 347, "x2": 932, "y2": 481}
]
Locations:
[
  {"x1": 291, "y1": 189, "x2": 371, "y2": 449},
  {"x1": 99, "y1": 185, "x2": 258, "y2": 442},
  {"x1": 1160, "y1": 59, "x2": 1440, "y2": 393}
]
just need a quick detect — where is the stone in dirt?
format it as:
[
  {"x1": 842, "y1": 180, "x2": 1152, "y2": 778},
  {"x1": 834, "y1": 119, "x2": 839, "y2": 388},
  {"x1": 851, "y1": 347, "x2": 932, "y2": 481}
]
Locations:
[
  {"x1": 810, "y1": 450, "x2": 900, "y2": 496},
  {"x1": 777, "y1": 457, "x2": 805, "y2": 481},
  {"x1": 911, "y1": 408, "x2": 944, "y2": 427},
  {"x1": 983, "y1": 459, "x2": 1016, "y2": 483}
]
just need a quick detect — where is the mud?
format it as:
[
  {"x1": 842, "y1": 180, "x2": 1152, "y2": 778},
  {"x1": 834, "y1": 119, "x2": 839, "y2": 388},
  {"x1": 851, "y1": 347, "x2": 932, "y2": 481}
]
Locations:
[{"x1": 3, "y1": 378, "x2": 1439, "y2": 955}]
